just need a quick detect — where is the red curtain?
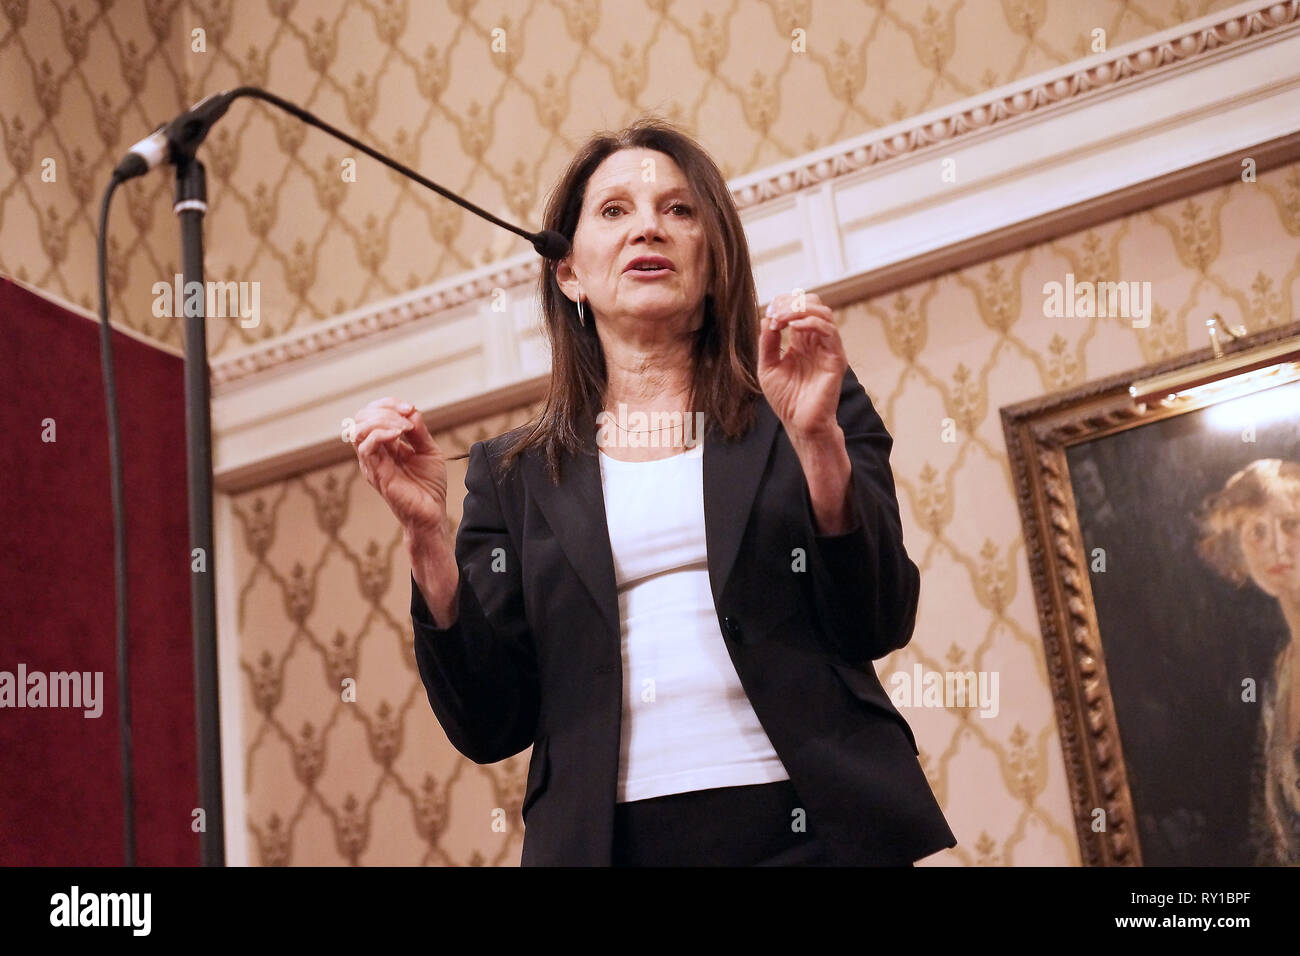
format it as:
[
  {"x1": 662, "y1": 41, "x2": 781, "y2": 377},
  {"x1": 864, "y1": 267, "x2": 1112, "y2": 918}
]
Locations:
[{"x1": 0, "y1": 278, "x2": 199, "y2": 865}]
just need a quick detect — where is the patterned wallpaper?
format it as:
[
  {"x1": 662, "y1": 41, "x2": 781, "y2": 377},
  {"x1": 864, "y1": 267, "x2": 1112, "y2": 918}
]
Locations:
[
  {"x1": 1, "y1": 0, "x2": 1242, "y2": 355},
  {"x1": 229, "y1": 160, "x2": 1300, "y2": 865},
  {"x1": 5, "y1": 0, "x2": 1285, "y2": 865},
  {"x1": 235, "y1": 404, "x2": 545, "y2": 865}
]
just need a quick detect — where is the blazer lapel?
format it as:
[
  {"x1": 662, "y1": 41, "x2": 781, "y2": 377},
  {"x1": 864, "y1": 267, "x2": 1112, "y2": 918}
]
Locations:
[
  {"x1": 521, "y1": 400, "x2": 780, "y2": 637},
  {"x1": 520, "y1": 434, "x2": 620, "y2": 638},
  {"x1": 701, "y1": 401, "x2": 779, "y2": 610}
]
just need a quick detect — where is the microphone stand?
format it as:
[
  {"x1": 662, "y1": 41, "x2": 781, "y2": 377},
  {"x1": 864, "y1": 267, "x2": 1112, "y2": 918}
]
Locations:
[
  {"x1": 110, "y1": 87, "x2": 568, "y2": 867},
  {"x1": 172, "y1": 153, "x2": 224, "y2": 866}
]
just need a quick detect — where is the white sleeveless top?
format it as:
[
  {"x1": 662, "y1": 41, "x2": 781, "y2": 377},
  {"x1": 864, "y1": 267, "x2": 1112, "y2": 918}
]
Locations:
[{"x1": 597, "y1": 441, "x2": 790, "y2": 803}]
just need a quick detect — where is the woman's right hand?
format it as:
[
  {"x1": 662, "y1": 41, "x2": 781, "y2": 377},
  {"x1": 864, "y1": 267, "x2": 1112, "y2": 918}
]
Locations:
[{"x1": 352, "y1": 397, "x2": 449, "y2": 541}]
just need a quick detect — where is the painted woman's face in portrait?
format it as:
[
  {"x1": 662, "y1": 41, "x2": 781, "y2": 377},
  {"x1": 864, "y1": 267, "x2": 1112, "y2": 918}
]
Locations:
[{"x1": 1239, "y1": 494, "x2": 1300, "y2": 599}]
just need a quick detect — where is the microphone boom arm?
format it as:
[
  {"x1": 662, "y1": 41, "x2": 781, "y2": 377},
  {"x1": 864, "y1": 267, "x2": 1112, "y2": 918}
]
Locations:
[{"x1": 115, "y1": 85, "x2": 570, "y2": 259}]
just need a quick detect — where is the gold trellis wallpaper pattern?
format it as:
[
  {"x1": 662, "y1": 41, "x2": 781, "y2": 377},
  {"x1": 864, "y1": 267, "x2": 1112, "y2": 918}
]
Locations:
[
  {"x1": 5, "y1": 0, "x2": 1289, "y2": 865},
  {"x1": 230, "y1": 160, "x2": 1300, "y2": 866},
  {"x1": 1, "y1": 0, "x2": 1244, "y2": 355}
]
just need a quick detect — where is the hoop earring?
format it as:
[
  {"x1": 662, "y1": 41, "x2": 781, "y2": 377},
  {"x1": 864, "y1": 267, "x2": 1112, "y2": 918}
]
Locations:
[{"x1": 576, "y1": 292, "x2": 586, "y2": 328}]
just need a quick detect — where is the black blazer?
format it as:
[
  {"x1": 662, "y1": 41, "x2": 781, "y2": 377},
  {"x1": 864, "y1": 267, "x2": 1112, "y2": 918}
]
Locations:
[{"x1": 411, "y1": 364, "x2": 957, "y2": 865}]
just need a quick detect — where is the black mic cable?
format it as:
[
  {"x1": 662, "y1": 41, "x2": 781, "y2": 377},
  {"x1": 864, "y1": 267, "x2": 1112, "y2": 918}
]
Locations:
[{"x1": 96, "y1": 173, "x2": 135, "y2": 866}]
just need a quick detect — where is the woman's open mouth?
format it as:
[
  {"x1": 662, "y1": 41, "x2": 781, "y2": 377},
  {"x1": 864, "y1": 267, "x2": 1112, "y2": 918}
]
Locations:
[{"x1": 624, "y1": 256, "x2": 674, "y2": 277}]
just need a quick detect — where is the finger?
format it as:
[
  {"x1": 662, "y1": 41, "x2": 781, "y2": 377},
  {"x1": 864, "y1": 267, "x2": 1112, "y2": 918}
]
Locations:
[
  {"x1": 765, "y1": 291, "x2": 824, "y2": 315},
  {"x1": 357, "y1": 406, "x2": 416, "y2": 432},
  {"x1": 368, "y1": 425, "x2": 410, "y2": 449},
  {"x1": 357, "y1": 397, "x2": 417, "y2": 424},
  {"x1": 770, "y1": 303, "x2": 833, "y2": 331},
  {"x1": 357, "y1": 426, "x2": 407, "y2": 467},
  {"x1": 781, "y1": 314, "x2": 837, "y2": 339},
  {"x1": 780, "y1": 314, "x2": 838, "y2": 358},
  {"x1": 781, "y1": 319, "x2": 837, "y2": 361},
  {"x1": 356, "y1": 397, "x2": 396, "y2": 421},
  {"x1": 360, "y1": 436, "x2": 403, "y2": 495},
  {"x1": 787, "y1": 325, "x2": 814, "y2": 357},
  {"x1": 368, "y1": 445, "x2": 396, "y2": 493},
  {"x1": 401, "y1": 411, "x2": 440, "y2": 454},
  {"x1": 356, "y1": 433, "x2": 388, "y2": 487},
  {"x1": 759, "y1": 315, "x2": 783, "y2": 370},
  {"x1": 353, "y1": 421, "x2": 407, "y2": 454},
  {"x1": 354, "y1": 412, "x2": 414, "y2": 448}
]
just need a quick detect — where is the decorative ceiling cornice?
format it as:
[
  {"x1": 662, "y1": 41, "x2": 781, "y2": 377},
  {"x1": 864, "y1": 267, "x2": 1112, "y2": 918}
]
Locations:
[
  {"x1": 211, "y1": 260, "x2": 542, "y2": 385},
  {"x1": 729, "y1": 0, "x2": 1298, "y2": 206},
  {"x1": 209, "y1": 0, "x2": 1298, "y2": 388}
]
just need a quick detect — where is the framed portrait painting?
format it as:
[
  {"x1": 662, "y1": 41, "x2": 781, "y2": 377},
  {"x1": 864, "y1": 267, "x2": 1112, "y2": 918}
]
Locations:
[{"x1": 1002, "y1": 323, "x2": 1300, "y2": 866}]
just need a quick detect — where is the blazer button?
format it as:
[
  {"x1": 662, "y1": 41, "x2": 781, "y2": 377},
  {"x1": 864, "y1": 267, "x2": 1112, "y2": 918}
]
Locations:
[{"x1": 723, "y1": 616, "x2": 743, "y2": 642}]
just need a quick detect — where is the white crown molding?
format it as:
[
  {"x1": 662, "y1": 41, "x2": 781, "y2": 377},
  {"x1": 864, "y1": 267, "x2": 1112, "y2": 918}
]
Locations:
[{"x1": 211, "y1": 0, "x2": 1300, "y2": 492}]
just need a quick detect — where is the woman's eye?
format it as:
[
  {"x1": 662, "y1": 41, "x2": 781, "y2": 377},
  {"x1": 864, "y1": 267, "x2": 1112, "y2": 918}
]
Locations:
[{"x1": 600, "y1": 203, "x2": 691, "y2": 217}]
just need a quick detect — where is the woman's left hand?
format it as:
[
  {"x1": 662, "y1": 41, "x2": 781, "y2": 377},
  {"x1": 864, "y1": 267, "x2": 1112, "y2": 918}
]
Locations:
[{"x1": 758, "y1": 291, "x2": 847, "y2": 439}]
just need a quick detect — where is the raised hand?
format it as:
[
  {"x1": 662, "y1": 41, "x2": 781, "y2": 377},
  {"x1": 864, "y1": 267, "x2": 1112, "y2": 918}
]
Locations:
[
  {"x1": 757, "y1": 291, "x2": 847, "y2": 440},
  {"x1": 352, "y1": 397, "x2": 449, "y2": 541}
]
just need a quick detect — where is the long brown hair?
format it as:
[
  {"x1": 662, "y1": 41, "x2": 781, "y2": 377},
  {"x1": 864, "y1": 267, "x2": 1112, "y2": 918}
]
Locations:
[{"x1": 496, "y1": 115, "x2": 763, "y2": 483}]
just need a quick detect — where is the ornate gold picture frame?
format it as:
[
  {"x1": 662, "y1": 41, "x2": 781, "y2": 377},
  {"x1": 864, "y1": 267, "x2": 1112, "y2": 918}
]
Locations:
[{"x1": 1002, "y1": 322, "x2": 1300, "y2": 866}]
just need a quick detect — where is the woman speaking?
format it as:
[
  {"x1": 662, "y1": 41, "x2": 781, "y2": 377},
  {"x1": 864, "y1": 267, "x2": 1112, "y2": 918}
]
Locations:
[{"x1": 352, "y1": 117, "x2": 956, "y2": 866}]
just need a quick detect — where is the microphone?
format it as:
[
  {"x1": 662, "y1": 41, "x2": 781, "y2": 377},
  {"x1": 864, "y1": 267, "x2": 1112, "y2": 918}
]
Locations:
[
  {"x1": 112, "y1": 92, "x2": 234, "y2": 182},
  {"x1": 530, "y1": 229, "x2": 571, "y2": 259},
  {"x1": 112, "y1": 123, "x2": 166, "y2": 181},
  {"x1": 110, "y1": 86, "x2": 570, "y2": 260}
]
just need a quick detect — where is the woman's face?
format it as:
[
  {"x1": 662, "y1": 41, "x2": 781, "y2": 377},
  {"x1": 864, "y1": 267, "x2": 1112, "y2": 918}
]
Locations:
[
  {"x1": 1239, "y1": 493, "x2": 1300, "y2": 599},
  {"x1": 556, "y1": 147, "x2": 710, "y2": 330}
]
